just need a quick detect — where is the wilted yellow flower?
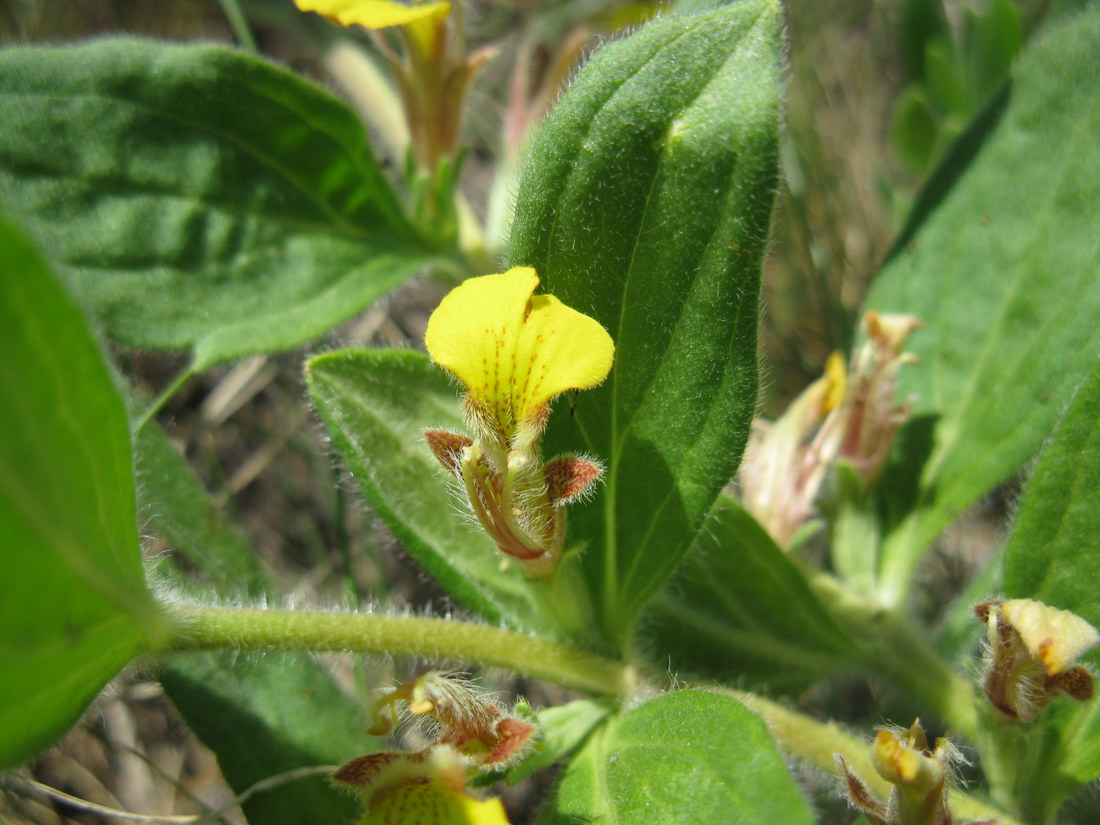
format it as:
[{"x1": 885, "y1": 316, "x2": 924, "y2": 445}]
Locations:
[
  {"x1": 976, "y1": 598, "x2": 1098, "y2": 722},
  {"x1": 738, "y1": 351, "x2": 847, "y2": 548},
  {"x1": 336, "y1": 674, "x2": 534, "y2": 825},
  {"x1": 369, "y1": 671, "x2": 536, "y2": 767},
  {"x1": 837, "y1": 311, "x2": 921, "y2": 486},
  {"x1": 738, "y1": 310, "x2": 920, "y2": 550}
]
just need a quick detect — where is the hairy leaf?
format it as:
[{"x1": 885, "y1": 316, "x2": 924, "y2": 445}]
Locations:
[
  {"x1": 0, "y1": 214, "x2": 163, "y2": 768},
  {"x1": 307, "y1": 349, "x2": 559, "y2": 636},
  {"x1": 0, "y1": 38, "x2": 441, "y2": 370},
  {"x1": 540, "y1": 690, "x2": 814, "y2": 825},
  {"x1": 866, "y1": 10, "x2": 1100, "y2": 605},
  {"x1": 135, "y1": 411, "x2": 374, "y2": 825},
  {"x1": 161, "y1": 653, "x2": 372, "y2": 825},
  {"x1": 135, "y1": 422, "x2": 267, "y2": 597},
  {"x1": 641, "y1": 496, "x2": 862, "y2": 692},
  {"x1": 509, "y1": 0, "x2": 782, "y2": 650}
]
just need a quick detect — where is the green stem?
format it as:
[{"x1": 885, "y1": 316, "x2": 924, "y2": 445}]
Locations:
[
  {"x1": 537, "y1": 549, "x2": 602, "y2": 650},
  {"x1": 981, "y1": 709, "x2": 1077, "y2": 825},
  {"x1": 131, "y1": 362, "x2": 197, "y2": 435},
  {"x1": 728, "y1": 689, "x2": 1025, "y2": 825},
  {"x1": 161, "y1": 603, "x2": 637, "y2": 697},
  {"x1": 809, "y1": 571, "x2": 980, "y2": 740},
  {"x1": 217, "y1": 0, "x2": 259, "y2": 54}
]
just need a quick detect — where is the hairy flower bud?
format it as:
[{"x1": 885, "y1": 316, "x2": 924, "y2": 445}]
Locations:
[
  {"x1": 836, "y1": 721, "x2": 991, "y2": 825},
  {"x1": 337, "y1": 673, "x2": 537, "y2": 825}
]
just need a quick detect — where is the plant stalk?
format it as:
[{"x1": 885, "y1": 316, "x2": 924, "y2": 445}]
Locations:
[
  {"x1": 809, "y1": 571, "x2": 980, "y2": 740},
  {"x1": 131, "y1": 362, "x2": 196, "y2": 435},
  {"x1": 217, "y1": 0, "x2": 259, "y2": 54},
  {"x1": 161, "y1": 603, "x2": 637, "y2": 697}
]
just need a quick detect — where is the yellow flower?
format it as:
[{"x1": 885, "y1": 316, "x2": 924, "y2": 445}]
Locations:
[
  {"x1": 997, "y1": 598, "x2": 1100, "y2": 676},
  {"x1": 361, "y1": 779, "x2": 509, "y2": 825},
  {"x1": 337, "y1": 746, "x2": 510, "y2": 825},
  {"x1": 422, "y1": 267, "x2": 612, "y2": 576},
  {"x1": 294, "y1": 0, "x2": 480, "y2": 183},
  {"x1": 425, "y1": 266, "x2": 614, "y2": 451},
  {"x1": 295, "y1": 0, "x2": 450, "y2": 30},
  {"x1": 871, "y1": 722, "x2": 951, "y2": 797}
]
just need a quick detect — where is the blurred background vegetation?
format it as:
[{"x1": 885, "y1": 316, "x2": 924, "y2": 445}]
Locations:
[{"x1": 0, "y1": 0, "x2": 1091, "y2": 822}]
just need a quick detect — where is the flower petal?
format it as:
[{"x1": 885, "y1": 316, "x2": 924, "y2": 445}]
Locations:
[
  {"x1": 512, "y1": 293, "x2": 614, "y2": 422},
  {"x1": 425, "y1": 267, "x2": 614, "y2": 435},
  {"x1": 425, "y1": 267, "x2": 536, "y2": 430},
  {"x1": 296, "y1": 0, "x2": 450, "y2": 29},
  {"x1": 1000, "y1": 598, "x2": 1100, "y2": 675},
  {"x1": 362, "y1": 779, "x2": 510, "y2": 825}
]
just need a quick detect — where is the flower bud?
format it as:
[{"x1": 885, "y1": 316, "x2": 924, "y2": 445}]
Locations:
[
  {"x1": 369, "y1": 672, "x2": 536, "y2": 768},
  {"x1": 836, "y1": 719, "x2": 993, "y2": 825}
]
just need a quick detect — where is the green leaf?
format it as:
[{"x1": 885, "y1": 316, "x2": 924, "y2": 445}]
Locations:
[
  {"x1": 160, "y1": 653, "x2": 372, "y2": 825},
  {"x1": 509, "y1": 0, "x2": 782, "y2": 650},
  {"x1": 0, "y1": 213, "x2": 164, "y2": 768},
  {"x1": 0, "y1": 38, "x2": 442, "y2": 370},
  {"x1": 962, "y1": 0, "x2": 1022, "y2": 103},
  {"x1": 1002, "y1": 362, "x2": 1100, "y2": 638},
  {"x1": 306, "y1": 348, "x2": 559, "y2": 635},
  {"x1": 135, "y1": 422, "x2": 268, "y2": 597},
  {"x1": 540, "y1": 689, "x2": 814, "y2": 825},
  {"x1": 892, "y1": 85, "x2": 940, "y2": 175},
  {"x1": 900, "y1": 0, "x2": 950, "y2": 82},
  {"x1": 641, "y1": 496, "x2": 861, "y2": 693},
  {"x1": 925, "y1": 37, "x2": 972, "y2": 115},
  {"x1": 1002, "y1": 361, "x2": 1100, "y2": 784},
  {"x1": 866, "y1": 9, "x2": 1100, "y2": 607}
]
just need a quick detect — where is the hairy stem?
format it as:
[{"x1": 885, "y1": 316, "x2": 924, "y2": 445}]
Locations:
[
  {"x1": 981, "y1": 708, "x2": 1077, "y2": 825},
  {"x1": 809, "y1": 571, "x2": 980, "y2": 740},
  {"x1": 160, "y1": 604, "x2": 637, "y2": 697}
]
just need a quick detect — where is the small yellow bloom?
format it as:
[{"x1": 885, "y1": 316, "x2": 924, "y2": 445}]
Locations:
[
  {"x1": 977, "y1": 598, "x2": 1098, "y2": 721},
  {"x1": 871, "y1": 722, "x2": 949, "y2": 797},
  {"x1": 423, "y1": 268, "x2": 612, "y2": 575},
  {"x1": 337, "y1": 746, "x2": 510, "y2": 825},
  {"x1": 361, "y1": 780, "x2": 509, "y2": 825},
  {"x1": 295, "y1": 0, "x2": 450, "y2": 30},
  {"x1": 425, "y1": 267, "x2": 614, "y2": 450}
]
